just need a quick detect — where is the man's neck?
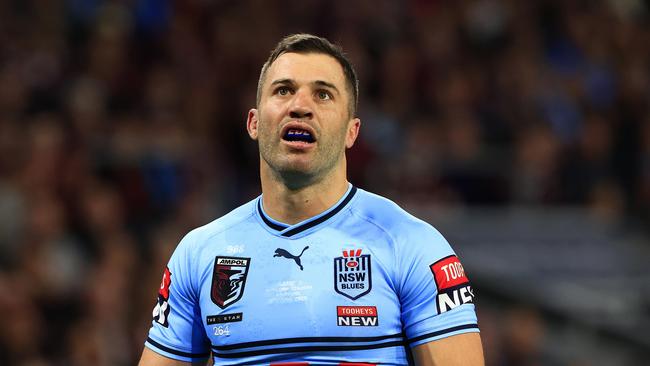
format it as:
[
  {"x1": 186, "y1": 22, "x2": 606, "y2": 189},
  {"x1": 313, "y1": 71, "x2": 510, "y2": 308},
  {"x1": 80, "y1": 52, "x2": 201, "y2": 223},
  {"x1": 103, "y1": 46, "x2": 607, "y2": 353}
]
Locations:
[{"x1": 260, "y1": 165, "x2": 350, "y2": 225}]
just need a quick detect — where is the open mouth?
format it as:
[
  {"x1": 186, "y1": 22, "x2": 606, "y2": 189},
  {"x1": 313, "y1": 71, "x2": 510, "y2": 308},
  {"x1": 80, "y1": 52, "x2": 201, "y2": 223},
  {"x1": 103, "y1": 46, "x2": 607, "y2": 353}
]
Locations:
[{"x1": 282, "y1": 128, "x2": 316, "y2": 143}]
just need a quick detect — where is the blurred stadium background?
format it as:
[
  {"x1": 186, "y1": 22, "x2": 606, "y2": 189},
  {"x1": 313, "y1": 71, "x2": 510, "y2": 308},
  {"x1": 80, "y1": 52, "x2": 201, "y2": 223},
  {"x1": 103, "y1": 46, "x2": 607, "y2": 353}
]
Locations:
[{"x1": 0, "y1": 0, "x2": 649, "y2": 365}]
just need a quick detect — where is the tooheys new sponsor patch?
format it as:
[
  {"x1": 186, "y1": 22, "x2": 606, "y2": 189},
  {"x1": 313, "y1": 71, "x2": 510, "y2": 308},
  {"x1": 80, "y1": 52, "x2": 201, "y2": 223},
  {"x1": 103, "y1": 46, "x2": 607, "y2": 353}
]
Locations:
[
  {"x1": 337, "y1": 306, "x2": 378, "y2": 326},
  {"x1": 430, "y1": 255, "x2": 474, "y2": 313}
]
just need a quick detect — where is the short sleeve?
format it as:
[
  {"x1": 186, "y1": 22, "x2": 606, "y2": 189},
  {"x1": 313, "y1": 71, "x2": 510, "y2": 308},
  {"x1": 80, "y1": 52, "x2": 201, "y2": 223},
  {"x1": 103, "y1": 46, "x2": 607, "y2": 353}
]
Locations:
[
  {"x1": 397, "y1": 221, "x2": 479, "y2": 348},
  {"x1": 145, "y1": 232, "x2": 211, "y2": 361}
]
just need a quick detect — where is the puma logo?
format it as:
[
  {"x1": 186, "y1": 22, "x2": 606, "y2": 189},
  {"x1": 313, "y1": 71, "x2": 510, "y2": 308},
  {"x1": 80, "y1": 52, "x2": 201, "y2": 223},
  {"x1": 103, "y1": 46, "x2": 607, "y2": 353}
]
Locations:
[{"x1": 273, "y1": 246, "x2": 310, "y2": 270}]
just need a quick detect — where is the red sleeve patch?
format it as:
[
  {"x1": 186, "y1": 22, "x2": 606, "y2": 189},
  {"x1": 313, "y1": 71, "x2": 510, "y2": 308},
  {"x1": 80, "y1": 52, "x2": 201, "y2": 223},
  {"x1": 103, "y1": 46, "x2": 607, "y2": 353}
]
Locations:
[
  {"x1": 153, "y1": 267, "x2": 172, "y2": 327},
  {"x1": 158, "y1": 267, "x2": 171, "y2": 300},
  {"x1": 430, "y1": 255, "x2": 474, "y2": 313},
  {"x1": 430, "y1": 255, "x2": 469, "y2": 290}
]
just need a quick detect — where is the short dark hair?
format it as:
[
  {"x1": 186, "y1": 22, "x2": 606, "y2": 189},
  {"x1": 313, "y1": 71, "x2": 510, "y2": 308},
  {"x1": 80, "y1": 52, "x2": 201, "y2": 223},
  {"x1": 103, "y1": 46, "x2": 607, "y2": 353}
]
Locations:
[{"x1": 256, "y1": 33, "x2": 359, "y2": 116}]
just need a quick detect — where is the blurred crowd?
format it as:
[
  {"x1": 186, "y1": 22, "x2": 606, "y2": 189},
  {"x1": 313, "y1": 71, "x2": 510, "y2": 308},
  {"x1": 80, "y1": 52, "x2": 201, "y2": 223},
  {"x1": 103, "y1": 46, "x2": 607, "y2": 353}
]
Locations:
[{"x1": 0, "y1": 0, "x2": 648, "y2": 365}]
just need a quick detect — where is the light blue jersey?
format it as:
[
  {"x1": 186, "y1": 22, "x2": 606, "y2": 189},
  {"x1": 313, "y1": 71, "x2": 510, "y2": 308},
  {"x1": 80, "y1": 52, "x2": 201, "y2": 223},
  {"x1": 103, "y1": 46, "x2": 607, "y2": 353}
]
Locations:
[{"x1": 145, "y1": 185, "x2": 479, "y2": 365}]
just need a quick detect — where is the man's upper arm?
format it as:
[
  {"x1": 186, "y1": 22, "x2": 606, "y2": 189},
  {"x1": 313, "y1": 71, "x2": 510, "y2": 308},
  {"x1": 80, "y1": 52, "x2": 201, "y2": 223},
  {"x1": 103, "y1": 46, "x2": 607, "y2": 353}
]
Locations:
[
  {"x1": 139, "y1": 347, "x2": 209, "y2": 366},
  {"x1": 143, "y1": 231, "x2": 211, "y2": 363},
  {"x1": 396, "y1": 220, "x2": 480, "y2": 349},
  {"x1": 412, "y1": 332, "x2": 484, "y2": 366}
]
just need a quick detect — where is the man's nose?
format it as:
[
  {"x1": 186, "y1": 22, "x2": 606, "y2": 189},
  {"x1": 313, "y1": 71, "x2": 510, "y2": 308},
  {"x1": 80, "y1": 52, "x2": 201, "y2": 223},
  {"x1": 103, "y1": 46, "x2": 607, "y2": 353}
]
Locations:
[{"x1": 288, "y1": 89, "x2": 313, "y2": 119}]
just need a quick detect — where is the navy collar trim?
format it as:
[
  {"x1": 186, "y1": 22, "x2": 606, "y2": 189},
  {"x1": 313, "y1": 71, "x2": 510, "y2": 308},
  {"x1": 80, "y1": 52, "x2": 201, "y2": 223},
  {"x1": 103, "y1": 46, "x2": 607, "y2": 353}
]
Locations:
[
  {"x1": 257, "y1": 201, "x2": 288, "y2": 231},
  {"x1": 257, "y1": 186, "x2": 357, "y2": 237}
]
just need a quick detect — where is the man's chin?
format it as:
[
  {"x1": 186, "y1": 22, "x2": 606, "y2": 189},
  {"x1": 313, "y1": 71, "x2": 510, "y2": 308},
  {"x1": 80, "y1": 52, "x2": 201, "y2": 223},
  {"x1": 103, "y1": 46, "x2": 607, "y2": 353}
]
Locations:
[
  {"x1": 277, "y1": 163, "x2": 314, "y2": 178},
  {"x1": 261, "y1": 153, "x2": 332, "y2": 188},
  {"x1": 273, "y1": 161, "x2": 323, "y2": 188}
]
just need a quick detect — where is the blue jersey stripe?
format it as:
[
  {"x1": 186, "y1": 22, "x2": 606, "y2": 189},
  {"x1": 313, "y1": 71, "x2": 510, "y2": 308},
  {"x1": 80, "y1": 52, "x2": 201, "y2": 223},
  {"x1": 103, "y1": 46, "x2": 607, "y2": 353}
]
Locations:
[
  {"x1": 211, "y1": 332, "x2": 404, "y2": 351},
  {"x1": 406, "y1": 323, "x2": 479, "y2": 345},
  {"x1": 213, "y1": 339, "x2": 406, "y2": 358},
  {"x1": 146, "y1": 337, "x2": 211, "y2": 358}
]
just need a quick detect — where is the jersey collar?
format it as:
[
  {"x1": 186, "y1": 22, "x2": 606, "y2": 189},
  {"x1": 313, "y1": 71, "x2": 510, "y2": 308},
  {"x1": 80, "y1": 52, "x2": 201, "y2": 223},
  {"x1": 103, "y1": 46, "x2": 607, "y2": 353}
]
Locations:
[{"x1": 257, "y1": 184, "x2": 357, "y2": 238}]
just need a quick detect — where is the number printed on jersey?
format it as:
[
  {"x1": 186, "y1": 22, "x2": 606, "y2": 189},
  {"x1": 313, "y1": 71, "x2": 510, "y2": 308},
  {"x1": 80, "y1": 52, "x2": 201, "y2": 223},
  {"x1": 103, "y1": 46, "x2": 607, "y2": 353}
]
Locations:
[
  {"x1": 429, "y1": 255, "x2": 474, "y2": 313},
  {"x1": 213, "y1": 325, "x2": 231, "y2": 337}
]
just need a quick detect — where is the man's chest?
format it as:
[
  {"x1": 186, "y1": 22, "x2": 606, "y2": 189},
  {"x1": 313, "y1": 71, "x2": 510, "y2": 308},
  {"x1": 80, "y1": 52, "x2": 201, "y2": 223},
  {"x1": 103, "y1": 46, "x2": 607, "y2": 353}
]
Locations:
[{"x1": 194, "y1": 233, "x2": 402, "y2": 348}]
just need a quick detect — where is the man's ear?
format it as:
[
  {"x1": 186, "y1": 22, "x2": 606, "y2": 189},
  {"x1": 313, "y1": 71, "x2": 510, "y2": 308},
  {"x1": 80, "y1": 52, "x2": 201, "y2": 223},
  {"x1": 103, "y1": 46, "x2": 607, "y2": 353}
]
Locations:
[
  {"x1": 345, "y1": 117, "x2": 361, "y2": 148},
  {"x1": 247, "y1": 109, "x2": 259, "y2": 140}
]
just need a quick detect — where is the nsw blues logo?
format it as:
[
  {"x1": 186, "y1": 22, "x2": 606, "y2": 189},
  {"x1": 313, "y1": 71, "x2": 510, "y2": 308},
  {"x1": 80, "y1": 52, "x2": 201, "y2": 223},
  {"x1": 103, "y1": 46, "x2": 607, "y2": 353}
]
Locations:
[
  {"x1": 334, "y1": 249, "x2": 372, "y2": 300},
  {"x1": 211, "y1": 256, "x2": 250, "y2": 309}
]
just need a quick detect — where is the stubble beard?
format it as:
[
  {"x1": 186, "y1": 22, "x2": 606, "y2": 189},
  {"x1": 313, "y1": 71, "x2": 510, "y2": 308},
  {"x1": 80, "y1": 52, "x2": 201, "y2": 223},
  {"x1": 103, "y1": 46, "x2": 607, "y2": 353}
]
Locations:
[{"x1": 258, "y1": 126, "x2": 346, "y2": 191}]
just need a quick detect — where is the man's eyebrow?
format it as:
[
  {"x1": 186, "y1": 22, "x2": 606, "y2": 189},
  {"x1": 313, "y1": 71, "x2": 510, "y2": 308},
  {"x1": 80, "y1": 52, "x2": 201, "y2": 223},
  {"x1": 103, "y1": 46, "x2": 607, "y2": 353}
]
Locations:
[
  {"x1": 313, "y1": 80, "x2": 340, "y2": 95},
  {"x1": 269, "y1": 79, "x2": 341, "y2": 95},
  {"x1": 270, "y1": 78, "x2": 296, "y2": 87}
]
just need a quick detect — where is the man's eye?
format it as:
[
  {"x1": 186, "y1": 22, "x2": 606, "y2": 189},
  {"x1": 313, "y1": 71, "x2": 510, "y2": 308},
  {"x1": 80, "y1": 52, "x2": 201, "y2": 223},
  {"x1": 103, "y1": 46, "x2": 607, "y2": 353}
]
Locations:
[
  {"x1": 277, "y1": 87, "x2": 290, "y2": 96},
  {"x1": 317, "y1": 90, "x2": 331, "y2": 100}
]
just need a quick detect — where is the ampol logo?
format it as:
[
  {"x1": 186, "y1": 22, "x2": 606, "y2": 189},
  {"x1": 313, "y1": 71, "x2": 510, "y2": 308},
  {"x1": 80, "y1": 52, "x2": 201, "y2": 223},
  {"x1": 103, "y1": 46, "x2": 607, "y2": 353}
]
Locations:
[{"x1": 211, "y1": 256, "x2": 251, "y2": 309}]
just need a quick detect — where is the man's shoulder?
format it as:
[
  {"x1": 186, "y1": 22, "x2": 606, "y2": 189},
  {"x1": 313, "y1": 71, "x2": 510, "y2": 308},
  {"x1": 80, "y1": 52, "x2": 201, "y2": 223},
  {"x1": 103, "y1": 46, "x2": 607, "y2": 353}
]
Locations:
[
  {"x1": 351, "y1": 188, "x2": 435, "y2": 236},
  {"x1": 185, "y1": 198, "x2": 258, "y2": 244},
  {"x1": 352, "y1": 188, "x2": 453, "y2": 258}
]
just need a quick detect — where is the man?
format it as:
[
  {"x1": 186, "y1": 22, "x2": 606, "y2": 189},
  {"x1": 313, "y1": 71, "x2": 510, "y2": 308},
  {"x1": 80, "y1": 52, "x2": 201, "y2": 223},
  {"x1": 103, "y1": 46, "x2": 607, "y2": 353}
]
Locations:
[{"x1": 139, "y1": 34, "x2": 484, "y2": 365}]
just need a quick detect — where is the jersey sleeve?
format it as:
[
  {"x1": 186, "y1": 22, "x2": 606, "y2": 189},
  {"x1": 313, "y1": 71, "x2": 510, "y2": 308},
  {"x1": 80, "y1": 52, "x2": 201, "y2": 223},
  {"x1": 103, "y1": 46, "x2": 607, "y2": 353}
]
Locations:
[
  {"x1": 396, "y1": 221, "x2": 479, "y2": 348},
  {"x1": 144, "y1": 231, "x2": 211, "y2": 362}
]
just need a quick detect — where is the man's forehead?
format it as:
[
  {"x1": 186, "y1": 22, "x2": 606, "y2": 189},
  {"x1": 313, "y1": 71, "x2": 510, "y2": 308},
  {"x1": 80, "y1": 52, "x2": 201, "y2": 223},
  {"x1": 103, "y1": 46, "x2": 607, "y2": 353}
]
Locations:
[{"x1": 266, "y1": 52, "x2": 345, "y2": 87}]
